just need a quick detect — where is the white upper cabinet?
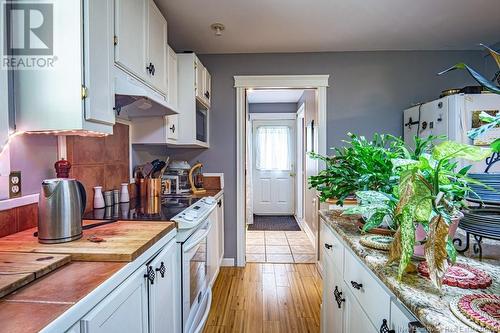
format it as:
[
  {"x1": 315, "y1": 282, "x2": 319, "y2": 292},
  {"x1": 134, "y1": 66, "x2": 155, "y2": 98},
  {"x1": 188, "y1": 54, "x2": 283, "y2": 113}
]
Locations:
[
  {"x1": 114, "y1": 0, "x2": 148, "y2": 81},
  {"x1": 14, "y1": 0, "x2": 114, "y2": 135},
  {"x1": 194, "y1": 57, "x2": 211, "y2": 108},
  {"x1": 146, "y1": 0, "x2": 168, "y2": 95},
  {"x1": 114, "y1": 0, "x2": 168, "y2": 97},
  {"x1": 167, "y1": 46, "x2": 178, "y2": 109}
]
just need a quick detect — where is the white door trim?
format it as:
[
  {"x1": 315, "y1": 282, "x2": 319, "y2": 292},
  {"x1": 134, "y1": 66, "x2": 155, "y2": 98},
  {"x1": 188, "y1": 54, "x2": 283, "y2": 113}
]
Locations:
[
  {"x1": 234, "y1": 75, "x2": 329, "y2": 267},
  {"x1": 249, "y1": 112, "x2": 296, "y2": 121}
]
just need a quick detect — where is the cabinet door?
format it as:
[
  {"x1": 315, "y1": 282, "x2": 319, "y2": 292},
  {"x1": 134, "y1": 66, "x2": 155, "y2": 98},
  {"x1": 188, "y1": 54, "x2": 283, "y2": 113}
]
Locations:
[
  {"x1": 148, "y1": 240, "x2": 181, "y2": 333},
  {"x1": 81, "y1": 268, "x2": 148, "y2": 333},
  {"x1": 343, "y1": 287, "x2": 377, "y2": 333},
  {"x1": 167, "y1": 46, "x2": 178, "y2": 108},
  {"x1": 166, "y1": 115, "x2": 179, "y2": 141},
  {"x1": 217, "y1": 196, "x2": 224, "y2": 262},
  {"x1": 146, "y1": 0, "x2": 168, "y2": 95},
  {"x1": 114, "y1": 0, "x2": 147, "y2": 80},
  {"x1": 207, "y1": 211, "x2": 219, "y2": 285},
  {"x1": 195, "y1": 57, "x2": 205, "y2": 101},
  {"x1": 83, "y1": 0, "x2": 115, "y2": 125},
  {"x1": 321, "y1": 248, "x2": 343, "y2": 333},
  {"x1": 203, "y1": 68, "x2": 211, "y2": 107}
]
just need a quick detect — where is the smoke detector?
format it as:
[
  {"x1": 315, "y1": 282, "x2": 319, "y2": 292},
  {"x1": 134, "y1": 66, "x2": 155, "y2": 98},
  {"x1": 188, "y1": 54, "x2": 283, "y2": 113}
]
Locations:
[{"x1": 210, "y1": 23, "x2": 225, "y2": 36}]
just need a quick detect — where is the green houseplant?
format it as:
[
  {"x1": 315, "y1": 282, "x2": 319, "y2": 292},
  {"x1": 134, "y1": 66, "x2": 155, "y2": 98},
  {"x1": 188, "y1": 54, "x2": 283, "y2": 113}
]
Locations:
[
  {"x1": 387, "y1": 141, "x2": 490, "y2": 288},
  {"x1": 309, "y1": 133, "x2": 408, "y2": 205}
]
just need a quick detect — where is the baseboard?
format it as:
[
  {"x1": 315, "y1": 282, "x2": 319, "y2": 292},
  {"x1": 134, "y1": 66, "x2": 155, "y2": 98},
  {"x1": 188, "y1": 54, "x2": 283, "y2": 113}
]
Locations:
[
  {"x1": 300, "y1": 218, "x2": 317, "y2": 249},
  {"x1": 221, "y1": 258, "x2": 235, "y2": 267}
]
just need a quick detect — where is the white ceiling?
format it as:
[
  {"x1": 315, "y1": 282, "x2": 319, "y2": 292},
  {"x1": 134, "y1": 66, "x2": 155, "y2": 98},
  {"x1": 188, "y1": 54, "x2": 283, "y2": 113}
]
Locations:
[
  {"x1": 247, "y1": 89, "x2": 304, "y2": 104},
  {"x1": 156, "y1": 0, "x2": 500, "y2": 54}
]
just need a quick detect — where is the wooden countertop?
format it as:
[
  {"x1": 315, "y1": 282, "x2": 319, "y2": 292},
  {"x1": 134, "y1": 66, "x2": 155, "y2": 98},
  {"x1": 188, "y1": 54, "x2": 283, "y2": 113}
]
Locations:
[
  {"x1": 0, "y1": 261, "x2": 125, "y2": 333},
  {"x1": 0, "y1": 220, "x2": 176, "y2": 262}
]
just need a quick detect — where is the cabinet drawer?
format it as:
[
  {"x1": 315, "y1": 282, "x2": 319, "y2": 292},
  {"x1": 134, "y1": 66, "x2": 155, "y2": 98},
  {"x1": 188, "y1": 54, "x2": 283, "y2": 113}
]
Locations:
[
  {"x1": 343, "y1": 249, "x2": 390, "y2": 329},
  {"x1": 390, "y1": 299, "x2": 426, "y2": 333},
  {"x1": 320, "y1": 218, "x2": 344, "y2": 273}
]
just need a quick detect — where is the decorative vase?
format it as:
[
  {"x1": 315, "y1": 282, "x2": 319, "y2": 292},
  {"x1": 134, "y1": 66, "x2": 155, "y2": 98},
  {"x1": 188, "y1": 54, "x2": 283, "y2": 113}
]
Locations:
[
  {"x1": 93, "y1": 186, "x2": 105, "y2": 209},
  {"x1": 414, "y1": 212, "x2": 463, "y2": 257},
  {"x1": 120, "y1": 183, "x2": 130, "y2": 203}
]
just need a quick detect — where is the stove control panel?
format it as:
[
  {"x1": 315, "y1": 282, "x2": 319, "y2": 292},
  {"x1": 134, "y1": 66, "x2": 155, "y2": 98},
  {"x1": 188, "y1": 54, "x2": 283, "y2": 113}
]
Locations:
[{"x1": 172, "y1": 196, "x2": 217, "y2": 229}]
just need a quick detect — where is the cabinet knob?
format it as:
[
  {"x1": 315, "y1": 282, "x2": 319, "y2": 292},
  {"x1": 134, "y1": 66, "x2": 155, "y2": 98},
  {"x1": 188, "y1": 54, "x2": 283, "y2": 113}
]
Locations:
[
  {"x1": 324, "y1": 243, "x2": 332, "y2": 250},
  {"x1": 170, "y1": 124, "x2": 176, "y2": 132},
  {"x1": 205, "y1": 91, "x2": 210, "y2": 99},
  {"x1": 146, "y1": 63, "x2": 154, "y2": 74},
  {"x1": 217, "y1": 200, "x2": 222, "y2": 207},
  {"x1": 151, "y1": 64, "x2": 155, "y2": 76},
  {"x1": 350, "y1": 280, "x2": 363, "y2": 290},
  {"x1": 333, "y1": 286, "x2": 345, "y2": 309},
  {"x1": 379, "y1": 319, "x2": 395, "y2": 333},
  {"x1": 144, "y1": 266, "x2": 155, "y2": 284},
  {"x1": 155, "y1": 261, "x2": 166, "y2": 278}
]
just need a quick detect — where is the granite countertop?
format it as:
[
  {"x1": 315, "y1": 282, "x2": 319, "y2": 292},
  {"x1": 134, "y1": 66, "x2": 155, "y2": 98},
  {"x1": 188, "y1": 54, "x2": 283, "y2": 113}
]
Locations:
[{"x1": 319, "y1": 209, "x2": 500, "y2": 333}]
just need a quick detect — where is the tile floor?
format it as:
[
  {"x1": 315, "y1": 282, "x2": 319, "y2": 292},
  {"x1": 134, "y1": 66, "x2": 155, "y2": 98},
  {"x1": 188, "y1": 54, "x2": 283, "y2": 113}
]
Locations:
[{"x1": 246, "y1": 230, "x2": 316, "y2": 263}]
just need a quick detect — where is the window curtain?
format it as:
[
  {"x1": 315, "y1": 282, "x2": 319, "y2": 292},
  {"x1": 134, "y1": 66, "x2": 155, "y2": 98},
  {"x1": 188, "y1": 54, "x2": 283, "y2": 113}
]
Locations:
[{"x1": 255, "y1": 126, "x2": 292, "y2": 171}]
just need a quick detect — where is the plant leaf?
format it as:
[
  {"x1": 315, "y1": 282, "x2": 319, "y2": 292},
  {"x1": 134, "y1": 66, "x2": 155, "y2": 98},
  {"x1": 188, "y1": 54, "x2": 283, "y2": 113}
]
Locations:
[
  {"x1": 432, "y1": 141, "x2": 491, "y2": 161},
  {"x1": 438, "y1": 63, "x2": 500, "y2": 94},
  {"x1": 355, "y1": 190, "x2": 390, "y2": 204},
  {"x1": 480, "y1": 43, "x2": 500, "y2": 69},
  {"x1": 424, "y1": 215, "x2": 449, "y2": 289},
  {"x1": 392, "y1": 158, "x2": 420, "y2": 170},
  {"x1": 491, "y1": 138, "x2": 500, "y2": 153},
  {"x1": 388, "y1": 228, "x2": 402, "y2": 264},
  {"x1": 397, "y1": 206, "x2": 415, "y2": 280},
  {"x1": 361, "y1": 210, "x2": 387, "y2": 232},
  {"x1": 446, "y1": 238, "x2": 457, "y2": 264}
]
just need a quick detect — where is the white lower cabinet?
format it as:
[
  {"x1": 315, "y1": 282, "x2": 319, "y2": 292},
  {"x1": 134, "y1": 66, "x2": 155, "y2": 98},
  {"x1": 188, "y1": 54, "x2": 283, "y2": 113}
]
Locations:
[
  {"x1": 148, "y1": 240, "x2": 181, "y2": 333},
  {"x1": 80, "y1": 238, "x2": 180, "y2": 333},
  {"x1": 81, "y1": 268, "x2": 149, "y2": 333},
  {"x1": 319, "y1": 217, "x2": 425, "y2": 333},
  {"x1": 342, "y1": 286, "x2": 377, "y2": 333}
]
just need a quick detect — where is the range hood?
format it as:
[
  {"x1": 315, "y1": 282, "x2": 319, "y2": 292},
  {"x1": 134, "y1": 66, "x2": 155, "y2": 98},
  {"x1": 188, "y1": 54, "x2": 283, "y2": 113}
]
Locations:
[{"x1": 114, "y1": 66, "x2": 177, "y2": 118}]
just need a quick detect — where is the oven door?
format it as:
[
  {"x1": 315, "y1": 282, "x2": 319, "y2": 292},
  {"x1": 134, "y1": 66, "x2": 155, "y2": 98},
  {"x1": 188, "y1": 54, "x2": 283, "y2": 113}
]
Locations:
[{"x1": 182, "y1": 219, "x2": 214, "y2": 332}]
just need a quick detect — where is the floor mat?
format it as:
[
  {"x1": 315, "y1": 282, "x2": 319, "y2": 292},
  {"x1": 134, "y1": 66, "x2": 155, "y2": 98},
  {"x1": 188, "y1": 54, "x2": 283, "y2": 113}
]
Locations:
[{"x1": 248, "y1": 215, "x2": 301, "y2": 231}]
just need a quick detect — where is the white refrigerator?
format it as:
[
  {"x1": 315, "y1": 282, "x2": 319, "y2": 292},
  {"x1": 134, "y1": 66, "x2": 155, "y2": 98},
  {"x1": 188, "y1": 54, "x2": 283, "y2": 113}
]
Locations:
[{"x1": 403, "y1": 93, "x2": 500, "y2": 173}]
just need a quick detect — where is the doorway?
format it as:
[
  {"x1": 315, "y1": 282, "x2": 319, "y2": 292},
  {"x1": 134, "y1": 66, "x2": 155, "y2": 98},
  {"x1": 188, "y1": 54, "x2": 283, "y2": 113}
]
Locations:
[
  {"x1": 235, "y1": 75, "x2": 329, "y2": 267},
  {"x1": 244, "y1": 88, "x2": 319, "y2": 264}
]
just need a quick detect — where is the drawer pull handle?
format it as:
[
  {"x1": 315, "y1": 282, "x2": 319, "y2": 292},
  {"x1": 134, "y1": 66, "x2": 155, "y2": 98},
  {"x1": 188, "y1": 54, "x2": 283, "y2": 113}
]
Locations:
[
  {"x1": 324, "y1": 243, "x2": 332, "y2": 250},
  {"x1": 144, "y1": 266, "x2": 155, "y2": 284},
  {"x1": 379, "y1": 319, "x2": 395, "y2": 333},
  {"x1": 350, "y1": 280, "x2": 363, "y2": 290},
  {"x1": 333, "y1": 286, "x2": 345, "y2": 309}
]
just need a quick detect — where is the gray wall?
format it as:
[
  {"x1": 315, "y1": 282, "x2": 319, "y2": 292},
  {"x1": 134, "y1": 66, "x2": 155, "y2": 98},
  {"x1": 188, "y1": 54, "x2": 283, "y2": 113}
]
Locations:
[
  {"x1": 142, "y1": 50, "x2": 492, "y2": 261},
  {"x1": 248, "y1": 103, "x2": 298, "y2": 113}
]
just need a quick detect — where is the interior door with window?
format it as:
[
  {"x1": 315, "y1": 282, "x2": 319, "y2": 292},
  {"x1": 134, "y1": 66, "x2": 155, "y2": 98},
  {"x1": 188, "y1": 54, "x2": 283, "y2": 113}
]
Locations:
[{"x1": 252, "y1": 119, "x2": 295, "y2": 215}]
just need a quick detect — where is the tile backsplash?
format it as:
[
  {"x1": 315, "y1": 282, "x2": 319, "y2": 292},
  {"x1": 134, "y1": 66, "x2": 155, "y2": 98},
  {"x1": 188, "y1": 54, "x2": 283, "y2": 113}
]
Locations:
[{"x1": 67, "y1": 123, "x2": 131, "y2": 212}]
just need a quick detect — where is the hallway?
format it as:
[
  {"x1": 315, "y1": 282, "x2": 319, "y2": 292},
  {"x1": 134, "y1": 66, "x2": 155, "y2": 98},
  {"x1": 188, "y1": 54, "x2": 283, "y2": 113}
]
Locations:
[{"x1": 204, "y1": 263, "x2": 322, "y2": 333}]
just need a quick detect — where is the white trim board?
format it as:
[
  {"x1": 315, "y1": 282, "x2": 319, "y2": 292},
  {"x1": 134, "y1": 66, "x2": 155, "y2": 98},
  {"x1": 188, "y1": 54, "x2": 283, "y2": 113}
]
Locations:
[
  {"x1": 234, "y1": 75, "x2": 329, "y2": 267},
  {"x1": 234, "y1": 75, "x2": 329, "y2": 88},
  {"x1": 248, "y1": 113, "x2": 297, "y2": 120},
  {"x1": 220, "y1": 258, "x2": 235, "y2": 267}
]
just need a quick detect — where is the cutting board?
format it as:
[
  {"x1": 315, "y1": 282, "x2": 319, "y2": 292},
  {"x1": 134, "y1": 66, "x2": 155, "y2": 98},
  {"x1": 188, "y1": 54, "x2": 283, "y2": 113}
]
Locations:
[
  {"x1": 0, "y1": 221, "x2": 175, "y2": 262},
  {"x1": 0, "y1": 252, "x2": 71, "y2": 298}
]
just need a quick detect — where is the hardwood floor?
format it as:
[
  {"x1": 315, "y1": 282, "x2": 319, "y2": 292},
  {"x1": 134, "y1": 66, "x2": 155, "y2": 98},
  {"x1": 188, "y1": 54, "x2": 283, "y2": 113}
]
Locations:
[{"x1": 204, "y1": 263, "x2": 322, "y2": 333}]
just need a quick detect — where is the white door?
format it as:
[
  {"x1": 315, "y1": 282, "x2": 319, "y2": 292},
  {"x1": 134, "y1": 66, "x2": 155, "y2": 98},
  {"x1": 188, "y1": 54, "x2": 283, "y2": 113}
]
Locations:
[
  {"x1": 114, "y1": 0, "x2": 147, "y2": 80},
  {"x1": 253, "y1": 119, "x2": 295, "y2": 215},
  {"x1": 146, "y1": 0, "x2": 168, "y2": 94},
  {"x1": 296, "y1": 105, "x2": 305, "y2": 221}
]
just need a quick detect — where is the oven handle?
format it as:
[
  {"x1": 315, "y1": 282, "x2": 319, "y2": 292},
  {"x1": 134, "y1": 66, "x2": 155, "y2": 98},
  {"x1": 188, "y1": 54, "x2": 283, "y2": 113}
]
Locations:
[
  {"x1": 192, "y1": 288, "x2": 213, "y2": 333},
  {"x1": 183, "y1": 220, "x2": 214, "y2": 253}
]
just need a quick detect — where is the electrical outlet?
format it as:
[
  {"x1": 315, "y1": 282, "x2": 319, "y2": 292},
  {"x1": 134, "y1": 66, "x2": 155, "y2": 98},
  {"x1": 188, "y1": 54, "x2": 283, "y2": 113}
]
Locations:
[{"x1": 9, "y1": 171, "x2": 21, "y2": 198}]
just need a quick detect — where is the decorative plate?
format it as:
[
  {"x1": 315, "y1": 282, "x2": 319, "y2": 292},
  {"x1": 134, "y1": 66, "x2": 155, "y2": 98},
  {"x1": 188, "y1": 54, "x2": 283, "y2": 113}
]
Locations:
[
  {"x1": 450, "y1": 294, "x2": 500, "y2": 332},
  {"x1": 359, "y1": 235, "x2": 393, "y2": 251},
  {"x1": 418, "y1": 262, "x2": 492, "y2": 289}
]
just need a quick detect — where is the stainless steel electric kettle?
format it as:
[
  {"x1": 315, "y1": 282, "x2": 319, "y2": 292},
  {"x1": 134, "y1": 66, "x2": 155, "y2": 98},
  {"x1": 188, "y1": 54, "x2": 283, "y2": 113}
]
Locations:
[{"x1": 38, "y1": 178, "x2": 86, "y2": 244}]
